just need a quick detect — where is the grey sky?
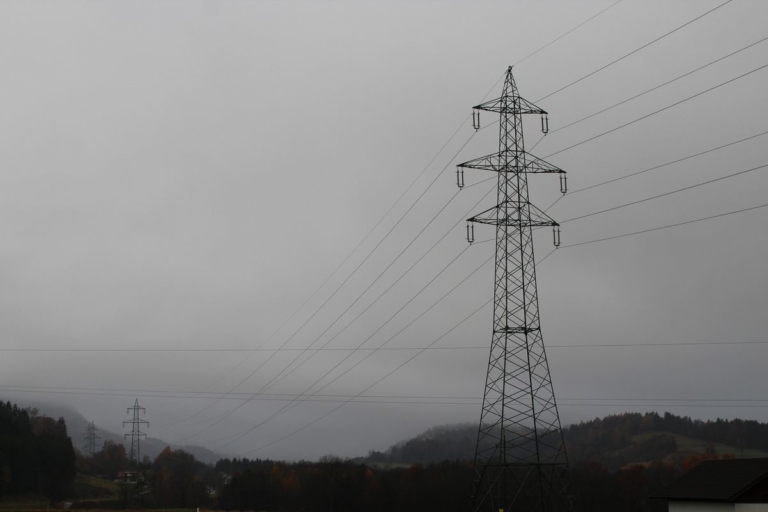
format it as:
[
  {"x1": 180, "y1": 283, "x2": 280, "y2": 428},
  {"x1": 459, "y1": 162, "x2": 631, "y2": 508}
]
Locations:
[{"x1": 1, "y1": 0, "x2": 767, "y2": 461}]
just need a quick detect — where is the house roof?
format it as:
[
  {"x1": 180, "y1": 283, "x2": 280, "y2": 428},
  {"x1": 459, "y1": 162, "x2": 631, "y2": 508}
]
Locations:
[{"x1": 654, "y1": 458, "x2": 768, "y2": 502}]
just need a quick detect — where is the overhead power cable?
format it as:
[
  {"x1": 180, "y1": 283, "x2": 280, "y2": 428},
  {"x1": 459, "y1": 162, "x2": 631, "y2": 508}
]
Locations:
[
  {"x1": 160, "y1": 79, "x2": 508, "y2": 427},
  {"x1": 7, "y1": 1, "x2": 627, "y2": 423},
  {"x1": 7, "y1": 385, "x2": 768, "y2": 410},
  {"x1": 240, "y1": 296, "x2": 495, "y2": 456},
  {"x1": 224, "y1": 189, "x2": 768, "y2": 453},
  {"x1": 561, "y1": 201, "x2": 768, "y2": 248},
  {"x1": 544, "y1": 62, "x2": 768, "y2": 159},
  {"x1": 261, "y1": 182, "x2": 498, "y2": 393},
  {"x1": 178, "y1": 185, "x2": 492, "y2": 437},
  {"x1": 198, "y1": 242, "x2": 475, "y2": 445},
  {"x1": 513, "y1": 0, "x2": 625, "y2": 68},
  {"x1": 164, "y1": 69, "x2": 509, "y2": 428},
  {"x1": 9, "y1": 360, "x2": 768, "y2": 402},
  {"x1": 222, "y1": 247, "x2": 559, "y2": 453},
  {"x1": 211, "y1": 105, "x2": 474, "y2": 377},
  {"x1": 561, "y1": 163, "x2": 768, "y2": 224},
  {"x1": 542, "y1": 128, "x2": 768, "y2": 213},
  {"x1": 213, "y1": 251, "x2": 495, "y2": 449},
  {"x1": 166, "y1": 133, "x2": 478, "y2": 429},
  {"x1": 478, "y1": 0, "x2": 624, "y2": 98},
  {"x1": 567, "y1": 129, "x2": 768, "y2": 196},
  {"x1": 170, "y1": 134, "x2": 484, "y2": 437},
  {"x1": 11, "y1": 335, "x2": 768, "y2": 353},
  {"x1": 548, "y1": 35, "x2": 768, "y2": 136},
  {"x1": 535, "y1": 0, "x2": 734, "y2": 102},
  {"x1": 559, "y1": 403, "x2": 768, "y2": 409}
]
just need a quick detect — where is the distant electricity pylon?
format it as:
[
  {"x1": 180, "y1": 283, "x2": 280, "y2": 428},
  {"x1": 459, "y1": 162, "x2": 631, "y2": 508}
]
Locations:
[
  {"x1": 123, "y1": 399, "x2": 149, "y2": 465},
  {"x1": 83, "y1": 421, "x2": 100, "y2": 457},
  {"x1": 458, "y1": 67, "x2": 573, "y2": 512}
]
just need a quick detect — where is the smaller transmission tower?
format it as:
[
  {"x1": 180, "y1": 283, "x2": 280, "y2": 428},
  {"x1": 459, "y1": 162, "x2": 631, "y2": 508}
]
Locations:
[
  {"x1": 83, "y1": 421, "x2": 100, "y2": 457},
  {"x1": 123, "y1": 399, "x2": 149, "y2": 465}
]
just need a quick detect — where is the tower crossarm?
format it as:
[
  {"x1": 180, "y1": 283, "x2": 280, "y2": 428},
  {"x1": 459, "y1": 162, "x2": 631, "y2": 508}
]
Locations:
[
  {"x1": 468, "y1": 202, "x2": 559, "y2": 228},
  {"x1": 458, "y1": 150, "x2": 565, "y2": 175},
  {"x1": 473, "y1": 95, "x2": 546, "y2": 115}
]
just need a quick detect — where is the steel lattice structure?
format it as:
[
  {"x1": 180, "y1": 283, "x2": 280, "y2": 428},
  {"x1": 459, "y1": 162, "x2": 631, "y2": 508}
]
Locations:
[
  {"x1": 83, "y1": 420, "x2": 101, "y2": 457},
  {"x1": 123, "y1": 399, "x2": 149, "y2": 465},
  {"x1": 458, "y1": 67, "x2": 573, "y2": 512}
]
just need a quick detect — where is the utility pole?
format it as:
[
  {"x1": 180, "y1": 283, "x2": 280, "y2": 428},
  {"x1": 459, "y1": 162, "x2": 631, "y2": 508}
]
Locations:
[
  {"x1": 123, "y1": 399, "x2": 149, "y2": 465},
  {"x1": 458, "y1": 66, "x2": 573, "y2": 512},
  {"x1": 83, "y1": 421, "x2": 100, "y2": 457}
]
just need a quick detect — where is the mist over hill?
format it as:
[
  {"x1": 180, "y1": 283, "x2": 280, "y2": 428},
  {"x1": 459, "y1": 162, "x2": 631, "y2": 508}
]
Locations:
[
  {"x1": 10, "y1": 398, "x2": 222, "y2": 464},
  {"x1": 357, "y1": 412, "x2": 768, "y2": 469}
]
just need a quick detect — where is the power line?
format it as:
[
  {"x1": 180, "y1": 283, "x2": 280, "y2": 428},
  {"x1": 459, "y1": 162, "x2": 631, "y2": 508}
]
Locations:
[
  {"x1": 164, "y1": 65, "x2": 540, "y2": 428},
  {"x1": 7, "y1": 337, "x2": 767, "y2": 355},
  {"x1": 233, "y1": 186, "x2": 768, "y2": 454},
  {"x1": 255, "y1": 181, "x2": 475, "y2": 393},
  {"x1": 558, "y1": 403, "x2": 768, "y2": 409},
  {"x1": 7, "y1": 382, "x2": 768, "y2": 406},
  {"x1": 213, "y1": 251, "x2": 495, "y2": 449},
  {"x1": 543, "y1": 62, "x2": 768, "y2": 159},
  {"x1": 2, "y1": 6, "x2": 647, "y2": 431},
  {"x1": 564, "y1": 129, "x2": 768, "y2": 196},
  {"x1": 513, "y1": 0, "x2": 625, "y2": 68},
  {"x1": 541, "y1": 128, "x2": 768, "y2": 214},
  {"x1": 547, "y1": 35, "x2": 768, "y2": 136},
  {"x1": 561, "y1": 163, "x2": 768, "y2": 224},
  {"x1": 476, "y1": 0, "x2": 624, "y2": 101},
  {"x1": 164, "y1": 69, "x2": 510, "y2": 427},
  {"x1": 207, "y1": 105, "x2": 478, "y2": 389},
  {"x1": 10, "y1": 386, "x2": 768, "y2": 410},
  {"x1": 260, "y1": 182, "x2": 498, "y2": 393},
  {"x1": 170, "y1": 134, "x2": 483, "y2": 437},
  {"x1": 165, "y1": 134, "x2": 477, "y2": 428},
  {"x1": 549, "y1": 340, "x2": 768, "y2": 348},
  {"x1": 203, "y1": 243, "x2": 476, "y2": 444},
  {"x1": 535, "y1": 0, "x2": 734, "y2": 102},
  {"x1": 561, "y1": 202, "x2": 768, "y2": 248},
  {"x1": 231, "y1": 247, "x2": 560, "y2": 454},
  {"x1": 263, "y1": 243, "x2": 474, "y2": 393},
  {"x1": 240, "y1": 296, "x2": 495, "y2": 456}
]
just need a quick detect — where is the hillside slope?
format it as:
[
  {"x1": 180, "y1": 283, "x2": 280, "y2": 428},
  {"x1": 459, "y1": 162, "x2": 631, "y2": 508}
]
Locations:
[
  {"x1": 13, "y1": 399, "x2": 222, "y2": 464},
  {"x1": 359, "y1": 412, "x2": 768, "y2": 469}
]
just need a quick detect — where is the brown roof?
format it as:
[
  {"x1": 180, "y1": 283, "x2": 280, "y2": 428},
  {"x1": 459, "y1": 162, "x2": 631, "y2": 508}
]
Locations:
[{"x1": 654, "y1": 458, "x2": 768, "y2": 502}]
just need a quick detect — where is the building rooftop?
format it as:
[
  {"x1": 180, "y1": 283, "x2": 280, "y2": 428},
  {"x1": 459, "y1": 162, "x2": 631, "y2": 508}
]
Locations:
[{"x1": 654, "y1": 458, "x2": 768, "y2": 502}]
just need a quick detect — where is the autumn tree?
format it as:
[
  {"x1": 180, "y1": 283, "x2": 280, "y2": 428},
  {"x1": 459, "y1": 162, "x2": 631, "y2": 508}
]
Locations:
[{"x1": 151, "y1": 446, "x2": 209, "y2": 508}]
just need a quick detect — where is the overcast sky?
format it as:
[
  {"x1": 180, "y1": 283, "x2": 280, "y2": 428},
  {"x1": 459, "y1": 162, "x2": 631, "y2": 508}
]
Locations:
[{"x1": 1, "y1": 0, "x2": 767, "y2": 461}]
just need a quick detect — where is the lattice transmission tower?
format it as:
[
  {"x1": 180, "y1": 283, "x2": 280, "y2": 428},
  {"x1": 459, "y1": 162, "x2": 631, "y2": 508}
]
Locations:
[
  {"x1": 123, "y1": 399, "x2": 149, "y2": 465},
  {"x1": 457, "y1": 66, "x2": 573, "y2": 512},
  {"x1": 83, "y1": 421, "x2": 100, "y2": 457}
]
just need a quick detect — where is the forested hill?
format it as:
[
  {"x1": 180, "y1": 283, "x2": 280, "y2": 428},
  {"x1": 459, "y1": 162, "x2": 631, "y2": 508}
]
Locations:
[
  {"x1": 358, "y1": 412, "x2": 768, "y2": 469},
  {"x1": 12, "y1": 399, "x2": 222, "y2": 464}
]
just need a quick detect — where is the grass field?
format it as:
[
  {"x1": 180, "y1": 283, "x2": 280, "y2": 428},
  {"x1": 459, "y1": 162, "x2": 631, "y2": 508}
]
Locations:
[{"x1": 72, "y1": 473, "x2": 120, "y2": 500}]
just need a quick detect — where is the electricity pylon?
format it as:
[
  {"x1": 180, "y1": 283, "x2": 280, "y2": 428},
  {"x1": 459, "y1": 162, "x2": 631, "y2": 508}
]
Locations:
[
  {"x1": 83, "y1": 421, "x2": 100, "y2": 457},
  {"x1": 458, "y1": 66, "x2": 573, "y2": 512},
  {"x1": 123, "y1": 399, "x2": 149, "y2": 465}
]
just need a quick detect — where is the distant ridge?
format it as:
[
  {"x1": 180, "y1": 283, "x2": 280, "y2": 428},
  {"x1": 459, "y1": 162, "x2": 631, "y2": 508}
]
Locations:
[
  {"x1": 1, "y1": 397, "x2": 222, "y2": 464},
  {"x1": 357, "y1": 412, "x2": 768, "y2": 469}
]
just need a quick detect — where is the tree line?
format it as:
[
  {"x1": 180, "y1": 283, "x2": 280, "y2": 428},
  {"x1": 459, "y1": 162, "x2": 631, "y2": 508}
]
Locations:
[
  {"x1": 4, "y1": 401, "x2": 765, "y2": 511},
  {"x1": 0, "y1": 401, "x2": 76, "y2": 505}
]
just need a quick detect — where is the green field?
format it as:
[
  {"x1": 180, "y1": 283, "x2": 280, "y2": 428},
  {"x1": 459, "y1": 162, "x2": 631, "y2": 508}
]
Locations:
[{"x1": 0, "y1": 473, "x2": 120, "y2": 510}]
